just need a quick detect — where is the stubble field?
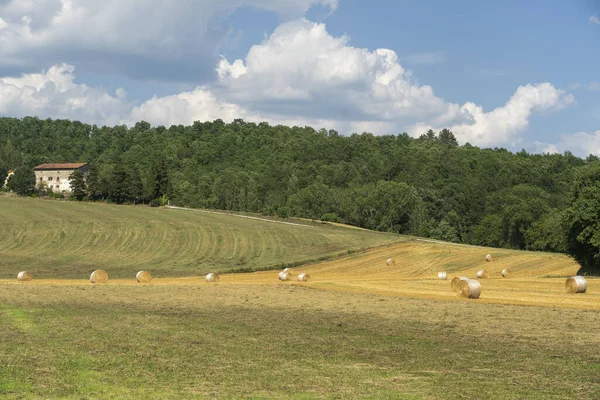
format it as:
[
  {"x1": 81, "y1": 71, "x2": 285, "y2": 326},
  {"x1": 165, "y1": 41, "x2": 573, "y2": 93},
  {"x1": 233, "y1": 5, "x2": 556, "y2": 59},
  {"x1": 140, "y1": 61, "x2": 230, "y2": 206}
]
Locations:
[{"x1": 1, "y1": 198, "x2": 599, "y2": 398}]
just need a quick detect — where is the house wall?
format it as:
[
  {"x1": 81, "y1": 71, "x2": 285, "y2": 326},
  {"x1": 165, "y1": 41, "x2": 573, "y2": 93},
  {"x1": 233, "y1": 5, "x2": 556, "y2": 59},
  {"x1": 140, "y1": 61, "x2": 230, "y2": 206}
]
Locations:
[{"x1": 35, "y1": 169, "x2": 81, "y2": 193}]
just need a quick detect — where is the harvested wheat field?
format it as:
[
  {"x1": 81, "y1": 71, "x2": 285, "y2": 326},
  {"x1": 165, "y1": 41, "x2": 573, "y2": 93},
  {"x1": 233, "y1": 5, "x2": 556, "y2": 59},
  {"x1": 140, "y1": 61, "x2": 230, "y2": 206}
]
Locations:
[
  {"x1": 212, "y1": 240, "x2": 600, "y2": 310},
  {"x1": 5, "y1": 239, "x2": 597, "y2": 310}
]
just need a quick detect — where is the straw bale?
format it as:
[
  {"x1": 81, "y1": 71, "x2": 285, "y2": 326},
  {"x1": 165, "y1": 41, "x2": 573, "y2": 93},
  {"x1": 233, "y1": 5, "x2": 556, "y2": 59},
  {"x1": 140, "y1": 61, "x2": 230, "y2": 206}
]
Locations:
[
  {"x1": 486, "y1": 254, "x2": 494, "y2": 262},
  {"x1": 451, "y1": 276, "x2": 468, "y2": 292},
  {"x1": 17, "y1": 271, "x2": 32, "y2": 281},
  {"x1": 206, "y1": 273, "x2": 220, "y2": 283},
  {"x1": 297, "y1": 273, "x2": 311, "y2": 282},
  {"x1": 457, "y1": 279, "x2": 481, "y2": 299},
  {"x1": 90, "y1": 270, "x2": 108, "y2": 284},
  {"x1": 501, "y1": 269, "x2": 511, "y2": 278},
  {"x1": 438, "y1": 271, "x2": 447, "y2": 280},
  {"x1": 565, "y1": 276, "x2": 587, "y2": 294},
  {"x1": 386, "y1": 258, "x2": 395, "y2": 266},
  {"x1": 136, "y1": 270, "x2": 152, "y2": 283},
  {"x1": 476, "y1": 270, "x2": 489, "y2": 279},
  {"x1": 278, "y1": 271, "x2": 292, "y2": 281}
]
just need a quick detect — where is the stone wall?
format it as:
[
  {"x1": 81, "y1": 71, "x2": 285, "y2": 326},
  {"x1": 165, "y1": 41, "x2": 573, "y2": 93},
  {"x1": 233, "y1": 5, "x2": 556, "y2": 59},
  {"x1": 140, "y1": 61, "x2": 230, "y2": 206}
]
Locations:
[{"x1": 35, "y1": 169, "x2": 78, "y2": 193}]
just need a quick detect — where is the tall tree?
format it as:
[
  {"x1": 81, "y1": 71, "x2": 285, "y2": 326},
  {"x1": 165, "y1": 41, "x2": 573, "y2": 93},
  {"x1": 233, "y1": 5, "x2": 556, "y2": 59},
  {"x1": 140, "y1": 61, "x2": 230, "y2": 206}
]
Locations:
[
  {"x1": 564, "y1": 164, "x2": 600, "y2": 274},
  {"x1": 8, "y1": 167, "x2": 35, "y2": 196},
  {"x1": 69, "y1": 170, "x2": 87, "y2": 200}
]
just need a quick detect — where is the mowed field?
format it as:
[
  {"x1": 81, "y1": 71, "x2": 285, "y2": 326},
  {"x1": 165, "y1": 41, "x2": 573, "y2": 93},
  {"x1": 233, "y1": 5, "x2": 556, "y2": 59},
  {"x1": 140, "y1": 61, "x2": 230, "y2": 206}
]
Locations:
[
  {"x1": 0, "y1": 197, "x2": 401, "y2": 278},
  {"x1": 1, "y1": 198, "x2": 599, "y2": 398}
]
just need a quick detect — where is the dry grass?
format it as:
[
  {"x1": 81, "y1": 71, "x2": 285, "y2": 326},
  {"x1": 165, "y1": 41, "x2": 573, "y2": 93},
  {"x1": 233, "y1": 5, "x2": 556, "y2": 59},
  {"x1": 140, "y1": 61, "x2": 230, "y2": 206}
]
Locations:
[
  {"x1": 4, "y1": 240, "x2": 597, "y2": 310},
  {"x1": 0, "y1": 283, "x2": 599, "y2": 399}
]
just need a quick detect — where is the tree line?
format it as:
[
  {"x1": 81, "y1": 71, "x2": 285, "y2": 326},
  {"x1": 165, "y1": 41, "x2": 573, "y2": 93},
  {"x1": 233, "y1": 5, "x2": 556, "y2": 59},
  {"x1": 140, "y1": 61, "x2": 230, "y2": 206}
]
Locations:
[{"x1": 1, "y1": 116, "x2": 599, "y2": 273}]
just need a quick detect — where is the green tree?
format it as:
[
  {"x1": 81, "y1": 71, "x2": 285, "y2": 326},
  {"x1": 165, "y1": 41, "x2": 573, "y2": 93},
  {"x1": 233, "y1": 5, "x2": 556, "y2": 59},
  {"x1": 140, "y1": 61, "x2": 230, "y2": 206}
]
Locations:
[
  {"x1": 438, "y1": 129, "x2": 458, "y2": 147},
  {"x1": 8, "y1": 167, "x2": 35, "y2": 196},
  {"x1": 69, "y1": 170, "x2": 87, "y2": 200},
  {"x1": 564, "y1": 164, "x2": 600, "y2": 274},
  {"x1": 151, "y1": 157, "x2": 170, "y2": 201},
  {"x1": 524, "y1": 211, "x2": 567, "y2": 253}
]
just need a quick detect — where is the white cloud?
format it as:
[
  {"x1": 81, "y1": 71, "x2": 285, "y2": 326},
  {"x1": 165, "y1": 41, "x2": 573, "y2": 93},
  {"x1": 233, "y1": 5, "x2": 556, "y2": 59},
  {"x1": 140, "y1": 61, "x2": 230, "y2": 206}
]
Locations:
[
  {"x1": 217, "y1": 19, "x2": 574, "y2": 146},
  {"x1": 128, "y1": 87, "x2": 257, "y2": 127},
  {"x1": 0, "y1": 19, "x2": 576, "y2": 150},
  {"x1": 539, "y1": 130, "x2": 600, "y2": 157},
  {"x1": 411, "y1": 83, "x2": 575, "y2": 146},
  {"x1": 0, "y1": 63, "x2": 128, "y2": 125},
  {"x1": 217, "y1": 19, "x2": 447, "y2": 123},
  {"x1": 0, "y1": 0, "x2": 337, "y2": 80},
  {"x1": 590, "y1": 15, "x2": 600, "y2": 25}
]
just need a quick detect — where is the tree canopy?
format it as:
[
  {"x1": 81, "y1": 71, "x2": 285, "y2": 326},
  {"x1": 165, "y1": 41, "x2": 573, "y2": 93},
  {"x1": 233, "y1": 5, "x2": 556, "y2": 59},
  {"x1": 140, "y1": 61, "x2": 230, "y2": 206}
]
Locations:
[{"x1": 1, "y1": 116, "x2": 596, "y2": 270}]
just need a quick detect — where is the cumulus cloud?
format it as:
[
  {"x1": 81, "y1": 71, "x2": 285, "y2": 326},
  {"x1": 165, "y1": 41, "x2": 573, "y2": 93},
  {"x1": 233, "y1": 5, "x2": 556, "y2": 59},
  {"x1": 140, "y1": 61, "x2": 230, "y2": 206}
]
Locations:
[
  {"x1": 216, "y1": 19, "x2": 573, "y2": 145},
  {"x1": 551, "y1": 130, "x2": 600, "y2": 157},
  {"x1": 0, "y1": 63, "x2": 128, "y2": 125},
  {"x1": 128, "y1": 87, "x2": 257, "y2": 127},
  {"x1": 411, "y1": 83, "x2": 575, "y2": 146},
  {"x1": 0, "y1": 0, "x2": 336, "y2": 80},
  {"x1": 0, "y1": 18, "x2": 576, "y2": 149},
  {"x1": 590, "y1": 15, "x2": 600, "y2": 25},
  {"x1": 217, "y1": 19, "x2": 447, "y2": 123}
]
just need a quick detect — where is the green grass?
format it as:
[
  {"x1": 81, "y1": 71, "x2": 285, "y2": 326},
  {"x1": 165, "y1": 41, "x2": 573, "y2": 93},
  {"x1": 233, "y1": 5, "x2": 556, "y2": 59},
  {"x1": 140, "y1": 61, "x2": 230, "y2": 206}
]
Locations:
[
  {"x1": 0, "y1": 197, "x2": 402, "y2": 278},
  {"x1": 0, "y1": 284, "x2": 598, "y2": 399}
]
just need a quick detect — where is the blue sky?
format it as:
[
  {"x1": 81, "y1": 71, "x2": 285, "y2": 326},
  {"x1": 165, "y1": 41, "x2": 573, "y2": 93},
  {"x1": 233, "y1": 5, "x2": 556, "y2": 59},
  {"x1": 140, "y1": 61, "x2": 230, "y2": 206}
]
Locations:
[{"x1": 0, "y1": 0, "x2": 598, "y2": 155}]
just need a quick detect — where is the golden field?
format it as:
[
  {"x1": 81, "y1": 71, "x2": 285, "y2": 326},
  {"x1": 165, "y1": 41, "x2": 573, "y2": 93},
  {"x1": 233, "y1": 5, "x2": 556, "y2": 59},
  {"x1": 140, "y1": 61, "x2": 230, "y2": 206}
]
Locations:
[{"x1": 3, "y1": 236, "x2": 596, "y2": 310}]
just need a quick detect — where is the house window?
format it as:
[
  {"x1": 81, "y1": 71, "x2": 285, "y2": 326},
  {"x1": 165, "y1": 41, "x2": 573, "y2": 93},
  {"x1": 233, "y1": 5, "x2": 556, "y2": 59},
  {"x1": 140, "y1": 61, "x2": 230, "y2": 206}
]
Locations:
[
  {"x1": 55, "y1": 185, "x2": 59, "y2": 189},
  {"x1": 56, "y1": 177, "x2": 60, "y2": 182},
  {"x1": 48, "y1": 177, "x2": 53, "y2": 181},
  {"x1": 39, "y1": 177, "x2": 43, "y2": 181}
]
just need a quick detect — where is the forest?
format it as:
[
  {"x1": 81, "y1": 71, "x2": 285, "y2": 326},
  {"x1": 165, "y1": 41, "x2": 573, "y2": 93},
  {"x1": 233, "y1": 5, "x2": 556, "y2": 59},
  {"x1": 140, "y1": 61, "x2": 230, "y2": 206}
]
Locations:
[{"x1": 1, "y1": 116, "x2": 599, "y2": 272}]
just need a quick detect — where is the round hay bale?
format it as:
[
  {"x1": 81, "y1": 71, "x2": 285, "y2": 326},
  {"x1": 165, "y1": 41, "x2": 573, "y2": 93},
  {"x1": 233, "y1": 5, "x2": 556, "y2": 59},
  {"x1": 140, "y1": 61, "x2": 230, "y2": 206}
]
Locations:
[
  {"x1": 278, "y1": 271, "x2": 292, "y2": 281},
  {"x1": 438, "y1": 271, "x2": 447, "y2": 281},
  {"x1": 457, "y1": 279, "x2": 482, "y2": 299},
  {"x1": 297, "y1": 273, "x2": 311, "y2": 282},
  {"x1": 206, "y1": 273, "x2": 220, "y2": 283},
  {"x1": 476, "y1": 270, "x2": 489, "y2": 279},
  {"x1": 90, "y1": 270, "x2": 108, "y2": 284},
  {"x1": 501, "y1": 269, "x2": 511, "y2": 278},
  {"x1": 17, "y1": 271, "x2": 32, "y2": 281},
  {"x1": 565, "y1": 276, "x2": 587, "y2": 294},
  {"x1": 451, "y1": 276, "x2": 469, "y2": 292},
  {"x1": 386, "y1": 258, "x2": 395, "y2": 266},
  {"x1": 136, "y1": 270, "x2": 152, "y2": 283},
  {"x1": 485, "y1": 254, "x2": 494, "y2": 262}
]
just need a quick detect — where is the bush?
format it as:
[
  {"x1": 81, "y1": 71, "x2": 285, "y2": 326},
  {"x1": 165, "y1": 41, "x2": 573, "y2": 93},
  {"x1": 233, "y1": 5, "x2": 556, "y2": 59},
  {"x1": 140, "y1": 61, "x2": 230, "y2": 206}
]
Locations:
[
  {"x1": 149, "y1": 198, "x2": 161, "y2": 207},
  {"x1": 321, "y1": 213, "x2": 340, "y2": 223}
]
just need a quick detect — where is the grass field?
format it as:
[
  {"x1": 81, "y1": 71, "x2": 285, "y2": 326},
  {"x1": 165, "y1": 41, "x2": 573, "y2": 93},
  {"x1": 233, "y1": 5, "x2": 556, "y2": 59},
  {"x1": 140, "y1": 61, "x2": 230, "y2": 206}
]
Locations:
[
  {"x1": 0, "y1": 197, "x2": 401, "y2": 278},
  {"x1": 1, "y1": 284, "x2": 599, "y2": 399},
  {"x1": 1, "y1": 198, "x2": 599, "y2": 398}
]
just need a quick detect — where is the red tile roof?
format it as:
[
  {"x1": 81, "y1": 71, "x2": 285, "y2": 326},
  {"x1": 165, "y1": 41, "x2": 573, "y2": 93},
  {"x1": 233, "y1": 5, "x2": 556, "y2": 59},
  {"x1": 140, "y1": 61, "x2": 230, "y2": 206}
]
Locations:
[{"x1": 34, "y1": 163, "x2": 88, "y2": 170}]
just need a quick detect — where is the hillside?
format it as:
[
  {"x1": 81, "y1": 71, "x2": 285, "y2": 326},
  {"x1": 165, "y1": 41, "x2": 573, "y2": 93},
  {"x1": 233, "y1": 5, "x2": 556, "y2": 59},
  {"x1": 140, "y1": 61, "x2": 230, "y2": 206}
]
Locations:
[{"x1": 0, "y1": 197, "x2": 402, "y2": 279}]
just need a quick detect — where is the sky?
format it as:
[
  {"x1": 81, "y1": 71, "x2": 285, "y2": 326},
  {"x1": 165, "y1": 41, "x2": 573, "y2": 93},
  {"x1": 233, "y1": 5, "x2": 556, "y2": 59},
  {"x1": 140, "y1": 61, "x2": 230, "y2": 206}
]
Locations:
[{"x1": 0, "y1": 0, "x2": 598, "y2": 156}]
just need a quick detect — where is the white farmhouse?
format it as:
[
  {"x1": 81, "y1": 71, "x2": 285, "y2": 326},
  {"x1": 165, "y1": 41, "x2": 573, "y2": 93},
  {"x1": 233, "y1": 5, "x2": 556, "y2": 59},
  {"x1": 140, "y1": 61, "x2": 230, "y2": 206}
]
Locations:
[{"x1": 34, "y1": 163, "x2": 89, "y2": 193}]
